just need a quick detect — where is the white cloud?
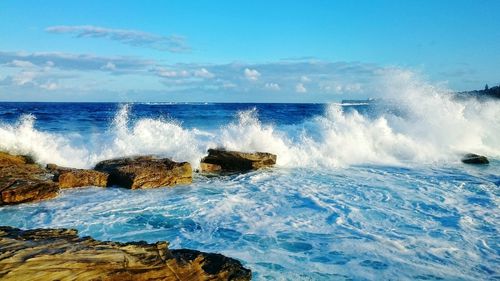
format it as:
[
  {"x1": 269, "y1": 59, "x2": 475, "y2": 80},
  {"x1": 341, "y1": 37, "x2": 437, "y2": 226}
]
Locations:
[
  {"x1": 157, "y1": 70, "x2": 178, "y2": 78},
  {"x1": 6, "y1": 60, "x2": 36, "y2": 68},
  {"x1": 321, "y1": 82, "x2": 362, "y2": 93},
  {"x1": 194, "y1": 68, "x2": 215, "y2": 79},
  {"x1": 222, "y1": 81, "x2": 237, "y2": 89},
  {"x1": 101, "y1": 62, "x2": 116, "y2": 71},
  {"x1": 295, "y1": 83, "x2": 307, "y2": 93},
  {"x1": 1, "y1": 52, "x2": 399, "y2": 101},
  {"x1": 12, "y1": 71, "x2": 37, "y2": 85},
  {"x1": 244, "y1": 68, "x2": 261, "y2": 81},
  {"x1": 179, "y1": 70, "x2": 189, "y2": 77},
  {"x1": 155, "y1": 67, "x2": 190, "y2": 78},
  {"x1": 265, "y1": 82, "x2": 281, "y2": 91},
  {"x1": 46, "y1": 25, "x2": 189, "y2": 53},
  {"x1": 301, "y1": 75, "x2": 311, "y2": 82},
  {"x1": 40, "y1": 82, "x2": 58, "y2": 90},
  {"x1": 0, "y1": 50, "x2": 152, "y2": 72}
]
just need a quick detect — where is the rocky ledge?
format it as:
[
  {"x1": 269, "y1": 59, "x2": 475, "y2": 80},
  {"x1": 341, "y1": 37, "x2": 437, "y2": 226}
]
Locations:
[
  {"x1": 0, "y1": 152, "x2": 194, "y2": 205},
  {"x1": 0, "y1": 225, "x2": 251, "y2": 281},
  {"x1": 94, "y1": 156, "x2": 192, "y2": 189},
  {"x1": 200, "y1": 149, "x2": 277, "y2": 173},
  {"x1": 0, "y1": 152, "x2": 58, "y2": 205},
  {"x1": 47, "y1": 164, "x2": 108, "y2": 188}
]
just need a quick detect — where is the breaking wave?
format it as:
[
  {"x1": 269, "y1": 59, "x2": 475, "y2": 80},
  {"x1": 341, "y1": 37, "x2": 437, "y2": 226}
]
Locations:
[{"x1": 0, "y1": 77, "x2": 499, "y2": 169}]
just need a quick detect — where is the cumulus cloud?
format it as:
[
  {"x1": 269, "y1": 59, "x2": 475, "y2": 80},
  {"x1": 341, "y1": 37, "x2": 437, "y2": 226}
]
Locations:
[
  {"x1": 265, "y1": 82, "x2": 281, "y2": 91},
  {"x1": 295, "y1": 83, "x2": 307, "y2": 93},
  {"x1": 46, "y1": 25, "x2": 189, "y2": 53},
  {"x1": 12, "y1": 71, "x2": 38, "y2": 85},
  {"x1": 153, "y1": 67, "x2": 191, "y2": 79},
  {"x1": 101, "y1": 62, "x2": 116, "y2": 71},
  {"x1": 1, "y1": 50, "x2": 400, "y2": 101},
  {"x1": 244, "y1": 68, "x2": 261, "y2": 81},
  {"x1": 6, "y1": 60, "x2": 37, "y2": 68},
  {"x1": 2, "y1": 62, "x2": 57, "y2": 90},
  {"x1": 194, "y1": 68, "x2": 215, "y2": 79}
]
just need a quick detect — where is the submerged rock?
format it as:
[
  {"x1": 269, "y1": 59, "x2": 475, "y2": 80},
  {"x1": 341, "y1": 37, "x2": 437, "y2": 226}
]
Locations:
[
  {"x1": 200, "y1": 149, "x2": 277, "y2": 173},
  {"x1": 0, "y1": 225, "x2": 251, "y2": 281},
  {"x1": 47, "y1": 164, "x2": 108, "y2": 188},
  {"x1": 461, "y1": 153, "x2": 489, "y2": 165},
  {"x1": 94, "y1": 156, "x2": 192, "y2": 189},
  {"x1": 0, "y1": 152, "x2": 59, "y2": 205}
]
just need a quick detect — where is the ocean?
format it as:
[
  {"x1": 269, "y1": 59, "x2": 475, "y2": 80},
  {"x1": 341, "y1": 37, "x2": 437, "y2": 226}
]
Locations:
[{"x1": 0, "y1": 96, "x2": 499, "y2": 280}]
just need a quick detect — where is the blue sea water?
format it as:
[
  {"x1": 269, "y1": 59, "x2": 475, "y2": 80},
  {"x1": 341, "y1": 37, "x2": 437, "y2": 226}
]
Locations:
[{"x1": 0, "y1": 100, "x2": 499, "y2": 280}]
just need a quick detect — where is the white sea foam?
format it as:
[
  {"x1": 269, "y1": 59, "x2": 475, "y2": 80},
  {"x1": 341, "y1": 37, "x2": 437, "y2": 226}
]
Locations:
[
  {"x1": 216, "y1": 74, "x2": 500, "y2": 167},
  {"x1": 0, "y1": 114, "x2": 90, "y2": 167},
  {"x1": 0, "y1": 73, "x2": 499, "y2": 168}
]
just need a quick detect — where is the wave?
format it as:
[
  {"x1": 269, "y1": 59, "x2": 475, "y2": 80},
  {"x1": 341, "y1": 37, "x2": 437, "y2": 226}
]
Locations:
[{"x1": 1, "y1": 78, "x2": 499, "y2": 169}]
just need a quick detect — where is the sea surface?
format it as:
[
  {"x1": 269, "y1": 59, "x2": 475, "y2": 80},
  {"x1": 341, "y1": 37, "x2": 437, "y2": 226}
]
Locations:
[{"x1": 0, "y1": 98, "x2": 499, "y2": 280}]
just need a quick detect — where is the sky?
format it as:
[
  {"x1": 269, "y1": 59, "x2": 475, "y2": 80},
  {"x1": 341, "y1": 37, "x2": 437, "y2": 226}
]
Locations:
[{"x1": 0, "y1": 0, "x2": 499, "y2": 102}]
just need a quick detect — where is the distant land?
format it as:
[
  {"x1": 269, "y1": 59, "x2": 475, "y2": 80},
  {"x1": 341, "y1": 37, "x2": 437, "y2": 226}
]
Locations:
[{"x1": 456, "y1": 84, "x2": 500, "y2": 99}]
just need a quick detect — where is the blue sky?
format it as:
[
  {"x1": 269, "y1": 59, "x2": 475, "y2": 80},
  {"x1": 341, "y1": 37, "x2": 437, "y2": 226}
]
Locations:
[{"x1": 0, "y1": 0, "x2": 499, "y2": 102}]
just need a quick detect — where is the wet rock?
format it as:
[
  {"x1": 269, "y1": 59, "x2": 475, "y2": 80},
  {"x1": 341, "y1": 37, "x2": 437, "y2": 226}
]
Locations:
[
  {"x1": 461, "y1": 153, "x2": 489, "y2": 165},
  {"x1": 94, "y1": 156, "x2": 192, "y2": 189},
  {"x1": 200, "y1": 149, "x2": 277, "y2": 173},
  {"x1": 0, "y1": 152, "x2": 59, "y2": 205},
  {"x1": 47, "y1": 164, "x2": 108, "y2": 188},
  {"x1": 0, "y1": 180, "x2": 58, "y2": 205},
  {"x1": 0, "y1": 225, "x2": 251, "y2": 281},
  {"x1": 0, "y1": 152, "x2": 35, "y2": 166},
  {"x1": 200, "y1": 162, "x2": 223, "y2": 173}
]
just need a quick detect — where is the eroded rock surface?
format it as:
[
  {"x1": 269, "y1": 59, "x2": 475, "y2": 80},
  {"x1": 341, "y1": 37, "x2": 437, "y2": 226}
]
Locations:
[
  {"x1": 47, "y1": 164, "x2": 108, "y2": 188},
  {"x1": 0, "y1": 152, "x2": 58, "y2": 205},
  {"x1": 0, "y1": 225, "x2": 251, "y2": 281},
  {"x1": 200, "y1": 149, "x2": 277, "y2": 173},
  {"x1": 94, "y1": 156, "x2": 192, "y2": 189}
]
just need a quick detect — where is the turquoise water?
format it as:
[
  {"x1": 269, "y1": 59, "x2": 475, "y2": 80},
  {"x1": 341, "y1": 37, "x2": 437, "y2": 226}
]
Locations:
[{"x1": 0, "y1": 101, "x2": 499, "y2": 280}]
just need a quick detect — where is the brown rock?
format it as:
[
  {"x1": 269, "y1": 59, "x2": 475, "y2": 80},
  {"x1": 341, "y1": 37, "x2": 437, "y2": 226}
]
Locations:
[
  {"x1": 200, "y1": 149, "x2": 277, "y2": 173},
  {"x1": 47, "y1": 164, "x2": 108, "y2": 188},
  {"x1": 200, "y1": 162, "x2": 222, "y2": 173},
  {"x1": 0, "y1": 152, "x2": 35, "y2": 166},
  {"x1": 0, "y1": 152, "x2": 59, "y2": 205},
  {"x1": 0, "y1": 180, "x2": 58, "y2": 205},
  {"x1": 94, "y1": 156, "x2": 192, "y2": 189},
  {"x1": 0, "y1": 225, "x2": 251, "y2": 281}
]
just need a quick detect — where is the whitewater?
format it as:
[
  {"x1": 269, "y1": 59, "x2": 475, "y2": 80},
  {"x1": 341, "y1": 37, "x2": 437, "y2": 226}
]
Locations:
[{"x1": 0, "y1": 78, "x2": 499, "y2": 280}]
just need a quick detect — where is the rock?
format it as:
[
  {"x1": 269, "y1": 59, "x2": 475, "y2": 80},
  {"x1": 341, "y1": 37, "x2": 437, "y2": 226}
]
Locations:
[
  {"x1": 94, "y1": 156, "x2": 192, "y2": 189},
  {"x1": 0, "y1": 180, "x2": 58, "y2": 205},
  {"x1": 200, "y1": 149, "x2": 277, "y2": 173},
  {"x1": 0, "y1": 225, "x2": 251, "y2": 281},
  {"x1": 47, "y1": 164, "x2": 108, "y2": 188},
  {"x1": 0, "y1": 152, "x2": 59, "y2": 205},
  {"x1": 0, "y1": 152, "x2": 35, "y2": 166},
  {"x1": 461, "y1": 153, "x2": 489, "y2": 164},
  {"x1": 200, "y1": 162, "x2": 222, "y2": 173}
]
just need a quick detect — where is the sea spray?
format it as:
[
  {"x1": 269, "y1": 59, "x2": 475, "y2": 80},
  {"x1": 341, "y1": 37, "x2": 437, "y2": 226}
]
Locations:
[
  {"x1": 96, "y1": 104, "x2": 206, "y2": 167},
  {"x1": 0, "y1": 113, "x2": 90, "y2": 167},
  {"x1": 0, "y1": 79, "x2": 499, "y2": 168},
  {"x1": 218, "y1": 108, "x2": 296, "y2": 166}
]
